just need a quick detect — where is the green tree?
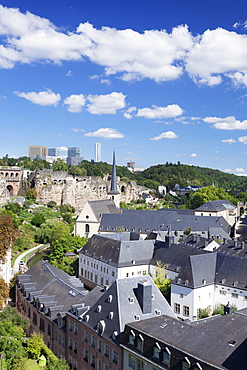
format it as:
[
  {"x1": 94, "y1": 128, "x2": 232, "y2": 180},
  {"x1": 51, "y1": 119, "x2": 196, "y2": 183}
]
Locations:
[
  {"x1": 25, "y1": 188, "x2": 37, "y2": 200},
  {"x1": 0, "y1": 278, "x2": 9, "y2": 310},
  {"x1": 31, "y1": 213, "x2": 45, "y2": 227},
  {"x1": 188, "y1": 186, "x2": 237, "y2": 209},
  {"x1": 4, "y1": 203, "x2": 22, "y2": 216},
  {"x1": 0, "y1": 306, "x2": 29, "y2": 331},
  {"x1": 52, "y1": 159, "x2": 68, "y2": 172},
  {"x1": 27, "y1": 333, "x2": 44, "y2": 359},
  {"x1": 152, "y1": 263, "x2": 171, "y2": 300},
  {"x1": 47, "y1": 201, "x2": 57, "y2": 209}
]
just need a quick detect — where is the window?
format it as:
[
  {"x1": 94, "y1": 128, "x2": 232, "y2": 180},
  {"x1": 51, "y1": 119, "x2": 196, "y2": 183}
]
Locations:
[
  {"x1": 91, "y1": 354, "x2": 96, "y2": 368},
  {"x1": 97, "y1": 321, "x2": 105, "y2": 335},
  {"x1": 101, "y1": 277, "x2": 104, "y2": 285},
  {"x1": 84, "y1": 349, "x2": 88, "y2": 362},
  {"x1": 85, "y1": 224, "x2": 90, "y2": 234},
  {"x1": 232, "y1": 293, "x2": 238, "y2": 298},
  {"x1": 180, "y1": 294, "x2": 184, "y2": 298},
  {"x1": 182, "y1": 358, "x2": 190, "y2": 370},
  {"x1": 129, "y1": 332, "x2": 135, "y2": 345},
  {"x1": 136, "y1": 336, "x2": 143, "y2": 351},
  {"x1": 112, "y1": 271, "x2": 115, "y2": 277},
  {"x1": 33, "y1": 312, "x2": 37, "y2": 325},
  {"x1": 129, "y1": 355, "x2": 136, "y2": 369},
  {"x1": 104, "y1": 366, "x2": 109, "y2": 370},
  {"x1": 174, "y1": 303, "x2": 180, "y2": 314},
  {"x1": 74, "y1": 341, "x2": 78, "y2": 354},
  {"x1": 95, "y1": 274, "x2": 98, "y2": 283},
  {"x1": 98, "y1": 339, "x2": 102, "y2": 352},
  {"x1": 69, "y1": 337, "x2": 73, "y2": 350},
  {"x1": 137, "y1": 360, "x2": 144, "y2": 370},
  {"x1": 74, "y1": 323, "x2": 78, "y2": 335},
  {"x1": 84, "y1": 329, "x2": 88, "y2": 342},
  {"x1": 183, "y1": 306, "x2": 190, "y2": 317},
  {"x1": 98, "y1": 360, "x2": 101, "y2": 370},
  {"x1": 220, "y1": 290, "x2": 226, "y2": 295},
  {"x1": 113, "y1": 349, "x2": 118, "y2": 364},
  {"x1": 153, "y1": 345, "x2": 160, "y2": 360},
  {"x1": 104, "y1": 344, "x2": 110, "y2": 358},
  {"x1": 90, "y1": 272, "x2": 93, "y2": 280},
  {"x1": 91, "y1": 335, "x2": 96, "y2": 348},
  {"x1": 162, "y1": 349, "x2": 171, "y2": 365},
  {"x1": 48, "y1": 324, "x2": 51, "y2": 337}
]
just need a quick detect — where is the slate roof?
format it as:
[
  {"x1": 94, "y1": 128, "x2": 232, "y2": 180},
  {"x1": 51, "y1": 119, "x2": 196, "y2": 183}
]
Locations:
[
  {"x1": 126, "y1": 309, "x2": 247, "y2": 369},
  {"x1": 18, "y1": 260, "x2": 88, "y2": 320},
  {"x1": 88, "y1": 199, "x2": 120, "y2": 221},
  {"x1": 196, "y1": 199, "x2": 236, "y2": 212},
  {"x1": 216, "y1": 239, "x2": 247, "y2": 259},
  {"x1": 99, "y1": 209, "x2": 230, "y2": 234},
  {"x1": 79, "y1": 233, "x2": 155, "y2": 267},
  {"x1": 77, "y1": 275, "x2": 176, "y2": 344},
  {"x1": 151, "y1": 242, "x2": 247, "y2": 290}
]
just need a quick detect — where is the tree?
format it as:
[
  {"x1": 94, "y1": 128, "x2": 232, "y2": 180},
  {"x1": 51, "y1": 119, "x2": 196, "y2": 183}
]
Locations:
[
  {"x1": 47, "y1": 201, "x2": 57, "y2": 209},
  {"x1": 52, "y1": 159, "x2": 68, "y2": 172},
  {"x1": 31, "y1": 213, "x2": 45, "y2": 227},
  {"x1": 188, "y1": 186, "x2": 237, "y2": 209},
  {"x1": 0, "y1": 214, "x2": 19, "y2": 263},
  {"x1": 152, "y1": 263, "x2": 171, "y2": 300},
  {"x1": 0, "y1": 306, "x2": 30, "y2": 331},
  {"x1": 27, "y1": 333, "x2": 44, "y2": 359},
  {"x1": 0, "y1": 277, "x2": 9, "y2": 310},
  {"x1": 25, "y1": 188, "x2": 37, "y2": 200}
]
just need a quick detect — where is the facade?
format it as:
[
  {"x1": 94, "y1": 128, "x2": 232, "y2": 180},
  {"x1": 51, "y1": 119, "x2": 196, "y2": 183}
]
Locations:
[
  {"x1": 48, "y1": 148, "x2": 60, "y2": 157},
  {"x1": 121, "y1": 310, "x2": 247, "y2": 370},
  {"x1": 75, "y1": 199, "x2": 120, "y2": 238},
  {"x1": 68, "y1": 147, "x2": 81, "y2": 158},
  {"x1": 95, "y1": 142, "x2": 102, "y2": 162},
  {"x1": 66, "y1": 157, "x2": 84, "y2": 166},
  {"x1": 78, "y1": 233, "x2": 154, "y2": 289},
  {"x1": 28, "y1": 145, "x2": 48, "y2": 159},
  {"x1": 195, "y1": 199, "x2": 238, "y2": 226}
]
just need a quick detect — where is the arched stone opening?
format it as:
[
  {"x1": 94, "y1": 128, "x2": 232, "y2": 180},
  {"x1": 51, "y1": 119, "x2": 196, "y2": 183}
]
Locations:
[{"x1": 7, "y1": 184, "x2": 13, "y2": 196}]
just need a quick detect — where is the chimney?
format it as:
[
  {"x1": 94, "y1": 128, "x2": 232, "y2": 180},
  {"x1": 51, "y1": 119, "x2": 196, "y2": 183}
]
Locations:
[
  {"x1": 136, "y1": 281, "x2": 152, "y2": 314},
  {"x1": 224, "y1": 302, "x2": 233, "y2": 315}
]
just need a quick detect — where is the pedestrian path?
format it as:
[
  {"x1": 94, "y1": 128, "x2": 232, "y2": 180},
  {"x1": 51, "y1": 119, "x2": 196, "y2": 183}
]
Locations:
[{"x1": 12, "y1": 244, "x2": 46, "y2": 277}]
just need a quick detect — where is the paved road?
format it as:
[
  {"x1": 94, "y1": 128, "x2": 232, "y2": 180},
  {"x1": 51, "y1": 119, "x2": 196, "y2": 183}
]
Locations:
[
  {"x1": 12, "y1": 244, "x2": 45, "y2": 277},
  {"x1": 235, "y1": 214, "x2": 247, "y2": 242}
]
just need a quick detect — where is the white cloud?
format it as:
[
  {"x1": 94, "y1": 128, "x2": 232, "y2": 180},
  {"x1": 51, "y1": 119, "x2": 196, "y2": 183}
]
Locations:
[
  {"x1": 224, "y1": 169, "x2": 232, "y2": 172},
  {"x1": 84, "y1": 128, "x2": 124, "y2": 139},
  {"x1": 66, "y1": 70, "x2": 73, "y2": 77},
  {"x1": 87, "y1": 92, "x2": 126, "y2": 114},
  {"x1": 221, "y1": 138, "x2": 236, "y2": 144},
  {"x1": 100, "y1": 78, "x2": 111, "y2": 85},
  {"x1": 69, "y1": 128, "x2": 85, "y2": 132},
  {"x1": 235, "y1": 167, "x2": 245, "y2": 172},
  {"x1": 14, "y1": 88, "x2": 60, "y2": 106},
  {"x1": 238, "y1": 136, "x2": 247, "y2": 144},
  {"x1": 57, "y1": 146, "x2": 68, "y2": 151},
  {"x1": 203, "y1": 116, "x2": 247, "y2": 130},
  {"x1": 150, "y1": 131, "x2": 178, "y2": 141},
  {"x1": 186, "y1": 28, "x2": 247, "y2": 86},
  {"x1": 64, "y1": 94, "x2": 85, "y2": 113},
  {"x1": 190, "y1": 153, "x2": 197, "y2": 157},
  {"x1": 136, "y1": 104, "x2": 183, "y2": 119}
]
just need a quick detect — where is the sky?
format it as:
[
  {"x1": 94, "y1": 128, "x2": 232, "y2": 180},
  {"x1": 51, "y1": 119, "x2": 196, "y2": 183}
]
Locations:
[{"x1": 1, "y1": 0, "x2": 247, "y2": 175}]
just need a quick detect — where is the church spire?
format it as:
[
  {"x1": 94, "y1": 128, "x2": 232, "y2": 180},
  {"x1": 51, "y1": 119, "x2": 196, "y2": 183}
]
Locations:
[{"x1": 108, "y1": 150, "x2": 119, "y2": 195}]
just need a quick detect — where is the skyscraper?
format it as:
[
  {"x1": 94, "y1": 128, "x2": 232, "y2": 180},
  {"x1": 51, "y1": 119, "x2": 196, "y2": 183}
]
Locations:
[
  {"x1": 68, "y1": 147, "x2": 80, "y2": 157},
  {"x1": 95, "y1": 142, "x2": 101, "y2": 162},
  {"x1": 48, "y1": 148, "x2": 60, "y2": 157},
  {"x1": 28, "y1": 145, "x2": 47, "y2": 159}
]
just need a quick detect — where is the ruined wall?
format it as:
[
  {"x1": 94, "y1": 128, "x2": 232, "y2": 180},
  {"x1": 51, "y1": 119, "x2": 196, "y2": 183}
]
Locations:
[
  {"x1": 0, "y1": 177, "x2": 10, "y2": 203},
  {"x1": 32, "y1": 171, "x2": 146, "y2": 210}
]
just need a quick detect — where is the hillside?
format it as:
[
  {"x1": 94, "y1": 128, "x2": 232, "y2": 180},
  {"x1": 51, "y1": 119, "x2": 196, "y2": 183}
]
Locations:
[{"x1": 134, "y1": 163, "x2": 247, "y2": 191}]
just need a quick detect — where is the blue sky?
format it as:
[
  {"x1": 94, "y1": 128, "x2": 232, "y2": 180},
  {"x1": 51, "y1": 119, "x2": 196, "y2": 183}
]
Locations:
[{"x1": 1, "y1": 0, "x2": 247, "y2": 175}]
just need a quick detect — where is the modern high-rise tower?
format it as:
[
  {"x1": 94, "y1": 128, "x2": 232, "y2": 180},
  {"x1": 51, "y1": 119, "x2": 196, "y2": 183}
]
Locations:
[
  {"x1": 28, "y1": 145, "x2": 47, "y2": 159},
  {"x1": 95, "y1": 142, "x2": 101, "y2": 162},
  {"x1": 68, "y1": 147, "x2": 80, "y2": 158}
]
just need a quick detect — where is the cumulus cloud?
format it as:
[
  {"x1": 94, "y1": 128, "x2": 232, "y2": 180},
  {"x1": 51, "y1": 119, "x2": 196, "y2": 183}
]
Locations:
[
  {"x1": 64, "y1": 94, "x2": 85, "y2": 113},
  {"x1": 235, "y1": 167, "x2": 245, "y2": 172},
  {"x1": 14, "y1": 89, "x2": 60, "y2": 106},
  {"x1": 203, "y1": 116, "x2": 247, "y2": 130},
  {"x1": 150, "y1": 131, "x2": 178, "y2": 141},
  {"x1": 238, "y1": 136, "x2": 247, "y2": 144},
  {"x1": 69, "y1": 128, "x2": 85, "y2": 132},
  {"x1": 190, "y1": 153, "x2": 197, "y2": 157},
  {"x1": 136, "y1": 104, "x2": 183, "y2": 119},
  {"x1": 84, "y1": 128, "x2": 124, "y2": 139},
  {"x1": 221, "y1": 138, "x2": 236, "y2": 144},
  {"x1": 86, "y1": 92, "x2": 126, "y2": 114},
  {"x1": 224, "y1": 169, "x2": 232, "y2": 172},
  {"x1": 57, "y1": 146, "x2": 68, "y2": 151}
]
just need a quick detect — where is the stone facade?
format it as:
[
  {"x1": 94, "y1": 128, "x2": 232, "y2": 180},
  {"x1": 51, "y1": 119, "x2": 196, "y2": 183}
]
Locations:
[
  {"x1": 30, "y1": 170, "x2": 147, "y2": 210},
  {"x1": 0, "y1": 175, "x2": 10, "y2": 203}
]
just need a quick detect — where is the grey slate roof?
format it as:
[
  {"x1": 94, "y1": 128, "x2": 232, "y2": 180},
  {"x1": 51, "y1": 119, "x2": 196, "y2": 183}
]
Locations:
[
  {"x1": 99, "y1": 208, "x2": 230, "y2": 235},
  {"x1": 126, "y1": 309, "x2": 247, "y2": 369},
  {"x1": 79, "y1": 275, "x2": 176, "y2": 344},
  {"x1": 80, "y1": 233, "x2": 155, "y2": 267},
  {"x1": 18, "y1": 260, "x2": 88, "y2": 320},
  {"x1": 88, "y1": 199, "x2": 120, "y2": 221},
  {"x1": 216, "y1": 239, "x2": 247, "y2": 259},
  {"x1": 196, "y1": 199, "x2": 236, "y2": 212}
]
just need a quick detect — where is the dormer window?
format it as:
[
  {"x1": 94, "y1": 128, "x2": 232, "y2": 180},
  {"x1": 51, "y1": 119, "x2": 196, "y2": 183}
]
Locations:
[
  {"x1": 109, "y1": 312, "x2": 114, "y2": 320},
  {"x1": 97, "y1": 320, "x2": 105, "y2": 335},
  {"x1": 162, "y1": 347, "x2": 171, "y2": 365},
  {"x1": 128, "y1": 331, "x2": 135, "y2": 345},
  {"x1": 136, "y1": 335, "x2": 144, "y2": 351},
  {"x1": 182, "y1": 357, "x2": 191, "y2": 370},
  {"x1": 108, "y1": 295, "x2": 112, "y2": 303},
  {"x1": 97, "y1": 305, "x2": 102, "y2": 313},
  {"x1": 153, "y1": 343, "x2": 161, "y2": 360}
]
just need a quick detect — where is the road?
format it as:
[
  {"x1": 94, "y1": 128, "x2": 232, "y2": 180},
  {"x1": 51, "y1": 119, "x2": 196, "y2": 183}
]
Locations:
[{"x1": 12, "y1": 244, "x2": 45, "y2": 277}]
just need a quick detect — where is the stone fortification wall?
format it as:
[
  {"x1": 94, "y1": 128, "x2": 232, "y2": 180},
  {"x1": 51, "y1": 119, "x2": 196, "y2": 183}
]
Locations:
[
  {"x1": 32, "y1": 171, "x2": 146, "y2": 210},
  {"x1": 0, "y1": 176, "x2": 10, "y2": 203}
]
